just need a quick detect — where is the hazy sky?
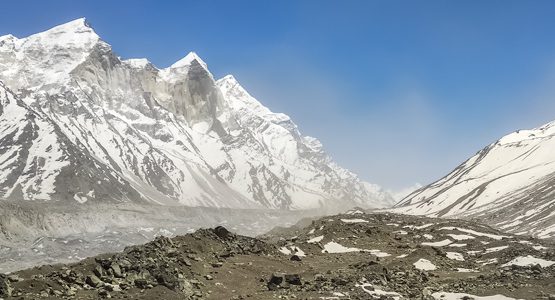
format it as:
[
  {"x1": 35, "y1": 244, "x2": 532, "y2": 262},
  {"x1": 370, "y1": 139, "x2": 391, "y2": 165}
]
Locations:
[{"x1": 2, "y1": 1, "x2": 555, "y2": 190}]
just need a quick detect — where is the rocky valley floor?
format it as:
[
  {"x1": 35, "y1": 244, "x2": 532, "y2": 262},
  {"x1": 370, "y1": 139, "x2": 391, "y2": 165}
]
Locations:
[
  {"x1": 0, "y1": 202, "x2": 322, "y2": 274},
  {"x1": 1, "y1": 210, "x2": 555, "y2": 299}
]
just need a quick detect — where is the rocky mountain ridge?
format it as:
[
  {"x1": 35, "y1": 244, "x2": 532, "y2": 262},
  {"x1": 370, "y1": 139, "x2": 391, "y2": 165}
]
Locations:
[{"x1": 0, "y1": 18, "x2": 393, "y2": 209}]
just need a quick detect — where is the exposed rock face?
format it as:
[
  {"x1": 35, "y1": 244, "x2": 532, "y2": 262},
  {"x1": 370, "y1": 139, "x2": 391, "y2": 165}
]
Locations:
[
  {"x1": 393, "y1": 121, "x2": 555, "y2": 239},
  {"x1": 0, "y1": 18, "x2": 393, "y2": 210}
]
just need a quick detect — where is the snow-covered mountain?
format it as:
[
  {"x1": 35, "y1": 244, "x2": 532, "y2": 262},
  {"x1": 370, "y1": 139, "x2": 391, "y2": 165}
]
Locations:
[
  {"x1": 393, "y1": 121, "x2": 555, "y2": 238},
  {"x1": 0, "y1": 18, "x2": 393, "y2": 210}
]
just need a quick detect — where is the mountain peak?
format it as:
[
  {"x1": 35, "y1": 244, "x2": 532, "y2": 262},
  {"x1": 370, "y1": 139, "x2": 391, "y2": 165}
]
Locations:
[
  {"x1": 32, "y1": 17, "x2": 99, "y2": 41},
  {"x1": 496, "y1": 120, "x2": 555, "y2": 145},
  {"x1": 55, "y1": 17, "x2": 91, "y2": 30},
  {"x1": 219, "y1": 74, "x2": 238, "y2": 84},
  {"x1": 170, "y1": 51, "x2": 208, "y2": 70},
  {"x1": 0, "y1": 17, "x2": 101, "y2": 90},
  {"x1": 21, "y1": 17, "x2": 100, "y2": 52},
  {"x1": 0, "y1": 34, "x2": 16, "y2": 42}
]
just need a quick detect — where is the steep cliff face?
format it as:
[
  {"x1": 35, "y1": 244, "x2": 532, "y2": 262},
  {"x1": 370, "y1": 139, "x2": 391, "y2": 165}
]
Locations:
[
  {"x1": 393, "y1": 121, "x2": 555, "y2": 238},
  {"x1": 0, "y1": 18, "x2": 394, "y2": 209}
]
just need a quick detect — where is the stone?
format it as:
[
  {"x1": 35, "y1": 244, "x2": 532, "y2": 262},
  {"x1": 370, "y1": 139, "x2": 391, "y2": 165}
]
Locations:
[
  {"x1": 331, "y1": 277, "x2": 349, "y2": 286},
  {"x1": 7, "y1": 274, "x2": 21, "y2": 282},
  {"x1": 531, "y1": 264, "x2": 543, "y2": 272},
  {"x1": 111, "y1": 264, "x2": 123, "y2": 278},
  {"x1": 269, "y1": 273, "x2": 284, "y2": 285},
  {"x1": 290, "y1": 255, "x2": 302, "y2": 262},
  {"x1": 177, "y1": 278, "x2": 194, "y2": 296},
  {"x1": 118, "y1": 259, "x2": 132, "y2": 270},
  {"x1": 267, "y1": 283, "x2": 279, "y2": 291},
  {"x1": 314, "y1": 274, "x2": 326, "y2": 281},
  {"x1": 98, "y1": 289, "x2": 111, "y2": 298},
  {"x1": 268, "y1": 273, "x2": 285, "y2": 290},
  {"x1": 214, "y1": 226, "x2": 232, "y2": 239},
  {"x1": 432, "y1": 247, "x2": 446, "y2": 256},
  {"x1": 181, "y1": 258, "x2": 192, "y2": 266},
  {"x1": 93, "y1": 265, "x2": 105, "y2": 277},
  {"x1": 188, "y1": 254, "x2": 202, "y2": 262},
  {"x1": 95, "y1": 258, "x2": 113, "y2": 270},
  {"x1": 0, "y1": 274, "x2": 12, "y2": 297},
  {"x1": 85, "y1": 275, "x2": 103, "y2": 288},
  {"x1": 104, "y1": 284, "x2": 121, "y2": 292},
  {"x1": 134, "y1": 278, "x2": 149, "y2": 289},
  {"x1": 284, "y1": 274, "x2": 301, "y2": 285}
]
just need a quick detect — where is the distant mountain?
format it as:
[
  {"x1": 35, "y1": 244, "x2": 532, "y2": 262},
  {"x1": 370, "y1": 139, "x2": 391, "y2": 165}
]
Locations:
[
  {"x1": 389, "y1": 183, "x2": 422, "y2": 202},
  {"x1": 0, "y1": 18, "x2": 393, "y2": 210},
  {"x1": 392, "y1": 121, "x2": 555, "y2": 238}
]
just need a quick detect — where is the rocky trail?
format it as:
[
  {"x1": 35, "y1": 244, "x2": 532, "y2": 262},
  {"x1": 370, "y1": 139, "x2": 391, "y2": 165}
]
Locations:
[{"x1": 1, "y1": 210, "x2": 554, "y2": 299}]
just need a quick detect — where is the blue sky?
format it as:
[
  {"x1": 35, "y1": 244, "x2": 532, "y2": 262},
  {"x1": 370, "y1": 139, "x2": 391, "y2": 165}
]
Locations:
[{"x1": 2, "y1": 1, "x2": 555, "y2": 190}]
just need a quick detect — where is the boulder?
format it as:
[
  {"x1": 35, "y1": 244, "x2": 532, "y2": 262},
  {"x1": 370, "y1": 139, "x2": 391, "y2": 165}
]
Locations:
[
  {"x1": 0, "y1": 274, "x2": 12, "y2": 297},
  {"x1": 111, "y1": 263, "x2": 123, "y2": 278},
  {"x1": 85, "y1": 275, "x2": 103, "y2": 288},
  {"x1": 285, "y1": 274, "x2": 302, "y2": 285},
  {"x1": 266, "y1": 273, "x2": 301, "y2": 290},
  {"x1": 267, "y1": 273, "x2": 285, "y2": 290},
  {"x1": 214, "y1": 226, "x2": 232, "y2": 240},
  {"x1": 290, "y1": 255, "x2": 302, "y2": 262}
]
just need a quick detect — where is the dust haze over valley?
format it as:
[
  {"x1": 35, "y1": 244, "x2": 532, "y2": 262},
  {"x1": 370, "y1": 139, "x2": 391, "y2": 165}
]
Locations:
[{"x1": 1, "y1": 3, "x2": 555, "y2": 299}]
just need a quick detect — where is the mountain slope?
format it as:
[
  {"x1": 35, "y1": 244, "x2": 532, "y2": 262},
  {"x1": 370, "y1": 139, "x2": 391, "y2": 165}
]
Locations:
[
  {"x1": 0, "y1": 81, "x2": 142, "y2": 202},
  {"x1": 393, "y1": 121, "x2": 555, "y2": 238},
  {"x1": 0, "y1": 18, "x2": 393, "y2": 210}
]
